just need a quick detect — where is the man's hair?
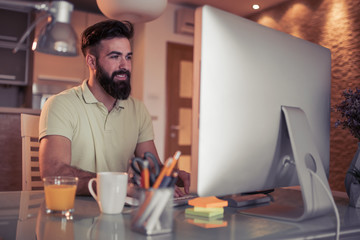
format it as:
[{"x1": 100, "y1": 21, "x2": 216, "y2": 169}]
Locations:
[{"x1": 81, "y1": 20, "x2": 134, "y2": 57}]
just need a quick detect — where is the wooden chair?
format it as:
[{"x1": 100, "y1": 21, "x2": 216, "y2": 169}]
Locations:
[{"x1": 20, "y1": 113, "x2": 43, "y2": 190}]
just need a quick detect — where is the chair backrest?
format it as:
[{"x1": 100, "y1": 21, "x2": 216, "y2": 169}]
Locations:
[{"x1": 20, "y1": 113, "x2": 43, "y2": 191}]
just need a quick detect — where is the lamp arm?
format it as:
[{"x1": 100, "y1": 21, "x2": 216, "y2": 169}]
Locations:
[
  {"x1": 0, "y1": 1, "x2": 49, "y2": 11},
  {"x1": 13, "y1": 13, "x2": 50, "y2": 53}
]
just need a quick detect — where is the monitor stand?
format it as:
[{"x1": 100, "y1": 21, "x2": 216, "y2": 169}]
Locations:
[{"x1": 241, "y1": 106, "x2": 334, "y2": 222}]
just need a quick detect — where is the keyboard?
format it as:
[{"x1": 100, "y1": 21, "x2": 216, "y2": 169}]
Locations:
[
  {"x1": 125, "y1": 194, "x2": 197, "y2": 207},
  {"x1": 173, "y1": 194, "x2": 197, "y2": 207}
]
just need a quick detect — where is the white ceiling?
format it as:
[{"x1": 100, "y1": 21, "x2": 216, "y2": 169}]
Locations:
[
  {"x1": 168, "y1": 0, "x2": 291, "y2": 17},
  {"x1": 4, "y1": 0, "x2": 291, "y2": 17}
]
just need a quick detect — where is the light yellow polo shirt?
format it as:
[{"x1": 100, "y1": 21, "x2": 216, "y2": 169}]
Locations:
[{"x1": 39, "y1": 80, "x2": 154, "y2": 173}]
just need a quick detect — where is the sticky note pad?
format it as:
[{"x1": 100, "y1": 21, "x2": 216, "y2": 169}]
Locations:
[
  {"x1": 186, "y1": 218, "x2": 228, "y2": 229},
  {"x1": 185, "y1": 208, "x2": 224, "y2": 218},
  {"x1": 188, "y1": 196, "x2": 228, "y2": 208},
  {"x1": 193, "y1": 206, "x2": 224, "y2": 214}
]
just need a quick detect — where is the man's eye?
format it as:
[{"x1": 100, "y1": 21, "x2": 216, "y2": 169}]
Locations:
[
  {"x1": 126, "y1": 55, "x2": 132, "y2": 61},
  {"x1": 110, "y1": 55, "x2": 119, "y2": 59}
]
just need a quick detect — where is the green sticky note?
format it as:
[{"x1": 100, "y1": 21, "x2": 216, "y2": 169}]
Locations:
[{"x1": 193, "y1": 206, "x2": 224, "y2": 213}]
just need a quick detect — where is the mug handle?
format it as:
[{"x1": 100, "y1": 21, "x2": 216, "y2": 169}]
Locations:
[
  {"x1": 86, "y1": 216, "x2": 99, "y2": 239},
  {"x1": 88, "y1": 178, "x2": 98, "y2": 201}
]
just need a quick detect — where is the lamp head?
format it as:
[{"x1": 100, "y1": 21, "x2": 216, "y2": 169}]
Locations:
[{"x1": 33, "y1": 1, "x2": 78, "y2": 56}]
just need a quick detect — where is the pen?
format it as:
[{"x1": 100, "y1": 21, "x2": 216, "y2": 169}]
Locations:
[
  {"x1": 159, "y1": 175, "x2": 172, "y2": 188},
  {"x1": 159, "y1": 151, "x2": 181, "y2": 188},
  {"x1": 141, "y1": 160, "x2": 150, "y2": 189},
  {"x1": 168, "y1": 171, "x2": 179, "y2": 187}
]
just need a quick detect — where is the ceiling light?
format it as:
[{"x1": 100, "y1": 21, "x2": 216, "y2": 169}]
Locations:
[
  {"x1": 252, "y1": 4, "x2": 260, "y2": 10},
  {"x1": 96, "y1": 0, "x2": 167, "y2": 23}
]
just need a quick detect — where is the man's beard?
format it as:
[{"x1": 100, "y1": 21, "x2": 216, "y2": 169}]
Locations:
[{"x1": 96, "y1": 63, "x2": 131, "y2": 100}]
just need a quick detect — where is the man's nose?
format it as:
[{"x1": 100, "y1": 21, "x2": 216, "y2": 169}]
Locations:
[
  {"x1": 118, "y1": 57, "x2": 126, "y2": 67},
  {"x1": 119, "y1": 57, "x2": 130, "y2": 69}
]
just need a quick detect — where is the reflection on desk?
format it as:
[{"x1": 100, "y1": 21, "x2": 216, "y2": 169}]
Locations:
[{"x1": 1, "y1": 188, "x2": 360, "y2": 240}]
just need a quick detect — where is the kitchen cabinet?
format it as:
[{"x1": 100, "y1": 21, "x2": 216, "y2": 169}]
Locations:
[{"x1": 0, "y1": 8, "x2": 31, "y2": 85}]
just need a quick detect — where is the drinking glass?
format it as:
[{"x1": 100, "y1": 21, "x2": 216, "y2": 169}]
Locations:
[{"x1": 43, "y1": 176, "x2": 78, "y2": 216}]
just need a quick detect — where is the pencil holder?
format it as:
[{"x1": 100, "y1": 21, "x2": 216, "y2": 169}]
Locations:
[{"x1": 131, "y1": 187, "x2": 174, "y2": 235}]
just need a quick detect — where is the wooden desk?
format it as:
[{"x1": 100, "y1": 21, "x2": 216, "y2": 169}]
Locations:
[{"x1": 1, "y1": 188, "x2": 360, "y2": 240}]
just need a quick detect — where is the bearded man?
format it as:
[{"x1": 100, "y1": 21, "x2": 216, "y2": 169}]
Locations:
[{"x1": 39, "y1": 20, "x2": 190, "y2": 196}]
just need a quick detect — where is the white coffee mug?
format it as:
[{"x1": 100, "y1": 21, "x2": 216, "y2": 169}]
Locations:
[
  {"x1": 87, "y1": 214, "x2": 125, "y2": 239},
  {"x1": 88, "y1": 172, "x2": 128, "y2": 214}
]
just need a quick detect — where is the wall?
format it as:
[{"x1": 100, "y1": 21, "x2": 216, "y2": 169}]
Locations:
[
  {"x1": 249, "y1": 0, "x2": 360, "y2": 192},
  {"x1": 133, "y1": 3, "x2": 194, "y2": 161}
]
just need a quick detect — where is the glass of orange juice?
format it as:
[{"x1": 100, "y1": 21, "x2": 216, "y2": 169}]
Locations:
[{"x1": 43, "y1": 176, "x2": 78, "y2": 216}]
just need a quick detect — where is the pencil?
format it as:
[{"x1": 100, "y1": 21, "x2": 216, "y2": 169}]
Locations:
[
  {"x1": 152, "y1": 157, "x2": 173, "y2": 189},
  {"x1": 165, "y1": 151, "x2": 181, "y2": 176}
]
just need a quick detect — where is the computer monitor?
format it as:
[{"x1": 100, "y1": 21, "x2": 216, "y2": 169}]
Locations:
[{"x1": 190, "y1": 5, "x2": 333, "y2": 221}]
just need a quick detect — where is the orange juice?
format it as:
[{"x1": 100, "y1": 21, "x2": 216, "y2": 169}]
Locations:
[{"x1": 44, "y1": 185, "x2": 77, "y2": 211}]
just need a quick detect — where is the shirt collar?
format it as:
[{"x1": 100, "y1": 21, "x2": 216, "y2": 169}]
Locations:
[
  {"x1": 81, "y1": 80, "x2": 98, "y2": 104},
  {"x1": 113, "y1": 99, "x2": 125, "y2": 111}
]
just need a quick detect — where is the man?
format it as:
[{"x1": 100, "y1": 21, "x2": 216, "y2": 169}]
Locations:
[{"x1": 39, "y1": 20, "x2": 189, "y2": 197}]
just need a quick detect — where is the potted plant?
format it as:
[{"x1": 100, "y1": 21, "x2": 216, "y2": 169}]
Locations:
[{"x1": 335, "y1": 88, "x2": 360, "y2": 207}]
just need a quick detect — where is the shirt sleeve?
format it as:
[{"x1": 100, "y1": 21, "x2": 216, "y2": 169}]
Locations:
[{"x1": 39, "y1": 94, "x2": 77, "y2": 141}]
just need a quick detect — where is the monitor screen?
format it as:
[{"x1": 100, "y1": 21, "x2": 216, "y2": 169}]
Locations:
[{"x1": 190, "y1": 5, "x2": 332, "y2": 220}]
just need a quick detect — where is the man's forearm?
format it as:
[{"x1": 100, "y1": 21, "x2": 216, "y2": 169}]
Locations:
[{"x1": 42, "y1": 163, "x2": 96, "y2": 196}]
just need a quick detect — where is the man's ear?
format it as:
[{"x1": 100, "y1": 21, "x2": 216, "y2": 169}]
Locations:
[{"x1": 86, "y1": 54, "x2": 96, "y2": 70}]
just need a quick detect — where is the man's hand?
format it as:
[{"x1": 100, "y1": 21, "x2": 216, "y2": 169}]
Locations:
[{"x1": 174, "y1": 170, "x2": 190, "y2": 197}]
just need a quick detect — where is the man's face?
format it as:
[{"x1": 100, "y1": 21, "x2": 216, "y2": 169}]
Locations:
[{"x1": 95, "y1": 38, "x2": 132, "y2": 100}]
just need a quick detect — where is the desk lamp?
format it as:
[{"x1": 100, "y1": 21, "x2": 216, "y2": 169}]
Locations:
[{"x1": 0, "y1": 0, "x2": 78, "y2": 57}]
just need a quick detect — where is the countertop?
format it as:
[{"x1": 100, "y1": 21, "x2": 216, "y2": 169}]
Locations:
[{"x1": 0, "y1": 107, "x2": 41, "y2": 114}]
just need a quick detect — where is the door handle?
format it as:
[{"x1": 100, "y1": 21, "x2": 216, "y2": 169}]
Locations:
[{"x1": 170, "y1": 125, "x2": 182, "y2": 130}]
